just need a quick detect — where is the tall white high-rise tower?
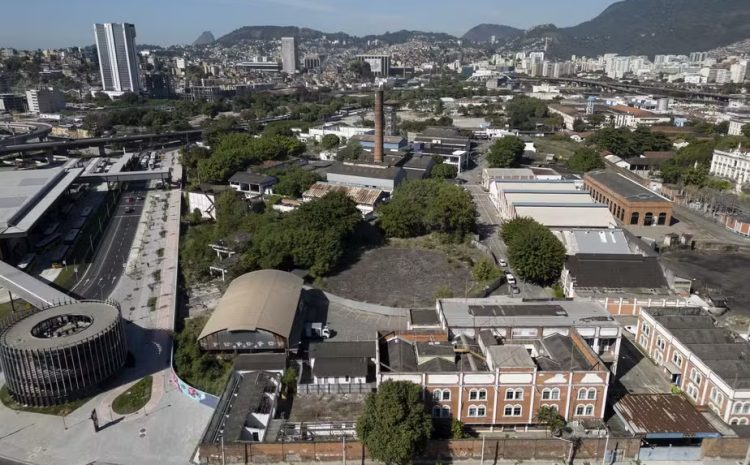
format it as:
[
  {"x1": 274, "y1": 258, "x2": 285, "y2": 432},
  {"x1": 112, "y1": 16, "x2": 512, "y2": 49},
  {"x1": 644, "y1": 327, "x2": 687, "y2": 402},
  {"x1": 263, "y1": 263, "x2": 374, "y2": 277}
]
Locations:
[{"x1": 94, "y1": 23, "x2": 141, "y2": 93}]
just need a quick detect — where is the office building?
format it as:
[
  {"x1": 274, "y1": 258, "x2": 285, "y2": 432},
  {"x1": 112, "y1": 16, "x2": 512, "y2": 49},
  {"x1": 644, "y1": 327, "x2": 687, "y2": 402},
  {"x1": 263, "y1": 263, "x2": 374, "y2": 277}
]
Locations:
[
  {"x1": 356, "y1": 55, "x2": 392, "y2": 76},
  {"x1": 280, "y1": 37, "x2": 298, "y2": 74},
  {"x1": 93, "y1": 23, "x2": 141, "y2": 94},
  {"x1": 25, "y1": 88, "x2": 65, "y2": 114},
  {"x1": 0, "y1": 94, "x2": 27, "y2": 112}
]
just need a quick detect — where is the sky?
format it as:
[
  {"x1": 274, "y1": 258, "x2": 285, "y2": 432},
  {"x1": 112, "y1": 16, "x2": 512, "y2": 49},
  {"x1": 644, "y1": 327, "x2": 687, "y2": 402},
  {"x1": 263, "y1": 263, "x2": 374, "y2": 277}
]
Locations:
[{"x1": 0, "y1": 0, "x2": 620, "y2": 50}]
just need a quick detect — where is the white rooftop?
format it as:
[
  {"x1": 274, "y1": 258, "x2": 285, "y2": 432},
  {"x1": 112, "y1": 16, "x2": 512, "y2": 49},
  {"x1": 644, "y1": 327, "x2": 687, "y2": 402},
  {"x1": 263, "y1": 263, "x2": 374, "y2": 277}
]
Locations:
[
  {"x1": 0, "y1": 166, "x2": 83, "y2": 237},
  {"x1": 437, "y1": 296, "x2": 619, "y2": 329},
  {"x1": 554, "y1": 229, "x2": 632, "y2": 255},
  {"x1": 514, "y1": 204, "x2": 617, "y2": 229},
  {"x1": 505, "y1": 192, "x2": 594, "y2": 206}
]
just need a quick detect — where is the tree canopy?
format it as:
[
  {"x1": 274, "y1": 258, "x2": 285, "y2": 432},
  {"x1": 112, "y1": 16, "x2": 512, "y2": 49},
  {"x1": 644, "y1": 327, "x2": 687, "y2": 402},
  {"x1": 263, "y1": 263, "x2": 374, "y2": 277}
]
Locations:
[
  {"x1": 357, "y1": 381, "x2": 432, "y2": 465},
  {"x1": 486, "y1": 136, "x2": 525, "y2": 168},
  {"x1": 505, "y1": 96, "x2": 549, "y2": 131},
  {"x1": 196, "y1": 133, "x2": 305, "y2": 183},
  {"x1": 660, "y1": 140, "x2": 716, "y2": 185},
  {"x1": 566, "y1": 147, "x2": 604, "y2": 173},
  {"x1": 321, "y1": 134, "x2": 341, "y2": 150},
  {"x1": 337, "y1": 140, "x2": 364, "y2": 161},
  {"x1": 589, "y1": 127, "x2": 672, "y2": 158},
  {"x1": 378, "y1": 180, "x2": 477, "y2": 242},
  {"x1": 500, "y1": 218, "x2": 566, "y2": 285},
  {"x1": 272, "y1": 167, "x2": 322, "y2": 198},
  {"x1": 430, "y1": 163, "x2": 458, "y2": 179}
]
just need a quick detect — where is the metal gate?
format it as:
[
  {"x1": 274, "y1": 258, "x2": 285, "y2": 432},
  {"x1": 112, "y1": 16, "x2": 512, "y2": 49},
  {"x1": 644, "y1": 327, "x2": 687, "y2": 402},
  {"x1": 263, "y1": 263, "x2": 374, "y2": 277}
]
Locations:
[{"x1": 638, "y1": 445, "x2": 702, "y2": 461}]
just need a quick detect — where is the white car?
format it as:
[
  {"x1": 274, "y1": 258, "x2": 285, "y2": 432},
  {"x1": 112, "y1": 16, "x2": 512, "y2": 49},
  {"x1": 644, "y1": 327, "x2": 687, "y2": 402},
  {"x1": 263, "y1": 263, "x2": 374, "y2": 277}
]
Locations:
[
  {"x1": 505, "y1": 273, "x2": 517, "y2": 285},
  {"x1": 499, "y1": 258, "x2": 507, "y2": 267}
]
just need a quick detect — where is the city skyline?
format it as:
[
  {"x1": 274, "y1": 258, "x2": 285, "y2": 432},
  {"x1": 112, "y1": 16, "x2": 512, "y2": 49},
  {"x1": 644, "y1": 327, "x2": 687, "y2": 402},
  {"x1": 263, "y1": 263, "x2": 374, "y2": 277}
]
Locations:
[{"x1": 0, "y1": 0, "x2": 620, "y2": 49}]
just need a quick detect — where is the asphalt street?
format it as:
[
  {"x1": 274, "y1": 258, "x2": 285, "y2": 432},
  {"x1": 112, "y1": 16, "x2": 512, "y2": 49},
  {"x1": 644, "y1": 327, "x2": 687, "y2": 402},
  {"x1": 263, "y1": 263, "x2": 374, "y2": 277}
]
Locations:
[
  {"x1": 71, "y1": 181, "x2": 148, "y2": 300},
  {"x1": 459, "y1": 157, "x2": 549, "y2": 299}
]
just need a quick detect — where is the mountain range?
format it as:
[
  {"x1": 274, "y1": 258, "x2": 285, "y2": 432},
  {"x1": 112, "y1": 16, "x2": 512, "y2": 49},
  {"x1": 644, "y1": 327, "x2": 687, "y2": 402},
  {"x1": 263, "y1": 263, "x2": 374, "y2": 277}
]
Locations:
[
  {"x1": 463, "y1": 0, "x2": 750, "y2": 57},
  {"x1": 212, "y1": 0, "x2": 750, "y2": 57},
  {"x1": 192, "y1": 31, "x2": 215, "y2": 46}
]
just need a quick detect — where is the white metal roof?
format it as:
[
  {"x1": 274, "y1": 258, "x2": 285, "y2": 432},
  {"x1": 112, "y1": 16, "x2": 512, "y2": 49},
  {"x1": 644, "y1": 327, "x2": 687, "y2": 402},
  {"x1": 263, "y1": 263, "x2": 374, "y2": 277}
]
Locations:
[{"x1": 513, "y1": 205, "x2": 616, "y2": 229}]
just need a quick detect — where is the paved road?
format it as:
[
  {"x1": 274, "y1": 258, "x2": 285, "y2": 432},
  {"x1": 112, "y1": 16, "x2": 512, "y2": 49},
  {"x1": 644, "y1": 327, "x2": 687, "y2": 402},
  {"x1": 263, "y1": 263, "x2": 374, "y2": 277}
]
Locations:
[
  {"x1": 71, "y1": 181, "x2": 148, "y2": 300},
  {"x1": 459, "y1": 156, "x2": 549, "y2": 299},
  {"x1": 672, "y1": 204, "x2": 749, "y2": 245}
]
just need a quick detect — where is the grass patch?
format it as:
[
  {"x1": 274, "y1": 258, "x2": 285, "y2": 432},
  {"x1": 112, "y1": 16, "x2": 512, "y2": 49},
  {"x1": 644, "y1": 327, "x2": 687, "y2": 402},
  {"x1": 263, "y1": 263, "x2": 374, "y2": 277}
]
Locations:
[
  {"x1": 147, "y1": 296, "x2": 157, "y2": 311},
  {"x1": 533, "y1": 136, "x2": 580, "y2": 161},
  {"x1": 0, "y1": 300, "x2": 34, "y2": 322},
  {"x1": 112, "y1": 376, "x2": 153, "y2": 415},
  {"x1": 156, "y1": 248, "x2": 165, "y2": 258},
  {"x1": 0, "y1": 385, "x2": 90, "y2": 416},
  {"x1": 53, "y1": 265, "x2": 83, "y2": 291}
]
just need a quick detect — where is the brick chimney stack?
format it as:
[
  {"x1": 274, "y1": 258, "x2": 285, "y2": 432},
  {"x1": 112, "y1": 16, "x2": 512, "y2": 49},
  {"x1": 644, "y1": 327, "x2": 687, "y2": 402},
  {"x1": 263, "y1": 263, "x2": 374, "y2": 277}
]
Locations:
[{"x1": 374, "y1": 86, "x2": 385, "y2": 164}]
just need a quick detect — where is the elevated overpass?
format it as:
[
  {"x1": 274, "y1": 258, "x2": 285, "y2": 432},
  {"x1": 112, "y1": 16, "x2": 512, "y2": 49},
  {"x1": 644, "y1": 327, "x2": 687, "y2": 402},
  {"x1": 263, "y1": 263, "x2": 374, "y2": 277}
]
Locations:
[
  {"x1": 0, "y1": 122, "x2": 53, "y2": 146},
  {"x1": 0, "y1": 129, "x2": 203, "y2": 156},
  {"x1": 517, "y1": 76, "x2": 748, "y2": 103},
  {"x1": 0, "y1": 260, "x2": 73, "y2": 310}
]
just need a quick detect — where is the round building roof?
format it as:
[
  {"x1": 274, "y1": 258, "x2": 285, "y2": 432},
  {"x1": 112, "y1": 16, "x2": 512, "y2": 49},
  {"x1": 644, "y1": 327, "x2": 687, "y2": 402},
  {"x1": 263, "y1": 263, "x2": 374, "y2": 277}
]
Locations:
[
  {"x1": 1, "y1": 301, "x2": 121, "y2": 351},
  {"x1": 198, "y1": 269, "x2": 303, "y2": 342}
]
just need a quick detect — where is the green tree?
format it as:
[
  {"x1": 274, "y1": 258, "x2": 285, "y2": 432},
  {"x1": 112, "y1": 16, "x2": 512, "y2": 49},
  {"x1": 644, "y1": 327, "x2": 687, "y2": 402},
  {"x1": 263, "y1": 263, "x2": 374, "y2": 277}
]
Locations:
[
  {"x1": 486, "y1": 136, "x2": 525, "y2": 168},
  {"x1": 566, "y1": 147, "x2": 604, "y2": 173},
  {"x1": 321, "y1": 134, "x2": 341, "y2": 150},
  {"x1": 202, "y1": 116, "x2": 238, "y2": 146},
  {"x1": 215, "y1": 191, "x2": 249, "y2": 238},
  {"x1": 357, "y1": 381, "x2": 432, "y2": 465},
  {"x1": 451, "y1": 418, "x2": 469, "y2": 439},
  {"x1": 273, "y1": 168, "x2": 322, "y2": 198},
  {"x1": 589, "y1": 127, "x2": 671, "y2": 158},
  {"x1": 472, "y1": 258, "x2": 501, "y2": 282},
  {"x1": 281, "y1": 366, "x2": 298, "y2": 396},
  {"x1": 430, "y1": 163, "x2": 458, "y2": 179},
  {"x1": 500, "y1": 216, "x2": 538, "y2": 244},
  {"x1": 742, "y1": 123, "x2": 750, "y2": 138},
  {"x1": 502, "y1": 218, "x2": 566, "y2": 285},
  {"x1": 337, "y1": 140, "x2": 364, "y2": 161},
  {"x1": 715, "y1": 121, "x2": 730, "y2": 135},
  {"x1": 378, "y1": 180, "x2": 477, "y2": 242},
  {"x1": 572, "y1": 118, "x2": 587, "y2": 132},
  {"x1": 505, "y1": 96, "x2": 549, "y2": 130},
  {"x1": 537, "y1": 406, "x2": 568, "y2": 437},
  {"x1": 683, "y1": 165, "x2": 709, "y2": 187}
]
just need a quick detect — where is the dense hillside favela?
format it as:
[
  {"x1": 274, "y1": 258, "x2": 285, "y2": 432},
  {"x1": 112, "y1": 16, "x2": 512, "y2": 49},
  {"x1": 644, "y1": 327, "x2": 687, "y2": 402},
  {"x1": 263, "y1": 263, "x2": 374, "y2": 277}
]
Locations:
[{"x1": 2, "y1": 0, "x2": 750, "y2": 464}]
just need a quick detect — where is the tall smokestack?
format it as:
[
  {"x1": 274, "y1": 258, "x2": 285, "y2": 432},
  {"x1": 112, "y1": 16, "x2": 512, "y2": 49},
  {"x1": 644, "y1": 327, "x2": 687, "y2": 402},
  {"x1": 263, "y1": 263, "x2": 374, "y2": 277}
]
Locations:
[{"x1": 374, "y1": 86, "x2": 384, "y2": 164}]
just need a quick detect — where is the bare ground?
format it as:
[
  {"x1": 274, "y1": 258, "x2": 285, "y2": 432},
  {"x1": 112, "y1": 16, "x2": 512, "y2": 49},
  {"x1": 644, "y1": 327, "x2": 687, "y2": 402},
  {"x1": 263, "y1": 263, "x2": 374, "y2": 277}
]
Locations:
[{"x1": 324, "y1": 246, "x2": 473, "y2": 307}]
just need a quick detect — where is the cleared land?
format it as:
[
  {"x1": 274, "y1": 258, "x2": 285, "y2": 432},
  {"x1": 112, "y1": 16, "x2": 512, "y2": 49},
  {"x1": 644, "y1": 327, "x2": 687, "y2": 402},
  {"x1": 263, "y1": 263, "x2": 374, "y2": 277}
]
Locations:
[
  {"x1": 533, "y1": 136, "x2": 581, "y2": 160},
  {"x1": 324, "y1": 245, "x2": 475, "y2": 307}
]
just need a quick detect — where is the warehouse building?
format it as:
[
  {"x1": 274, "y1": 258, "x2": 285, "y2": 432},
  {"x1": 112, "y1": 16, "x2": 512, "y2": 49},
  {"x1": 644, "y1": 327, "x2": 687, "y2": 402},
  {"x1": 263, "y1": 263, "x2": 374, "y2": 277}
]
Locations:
[
  {"x1": 198, "y1": 270, "x2": 305, "y2": 352},
  {"x1": 584, "y1": 171, "x2": 673, "y2": 226}
]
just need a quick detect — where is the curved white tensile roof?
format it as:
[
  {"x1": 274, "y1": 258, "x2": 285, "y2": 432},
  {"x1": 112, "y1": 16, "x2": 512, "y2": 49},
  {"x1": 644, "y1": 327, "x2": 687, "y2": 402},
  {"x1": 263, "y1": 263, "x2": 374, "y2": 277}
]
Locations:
[{"x1": 198, "y1": 269, "x2": 303, "y2": 341}]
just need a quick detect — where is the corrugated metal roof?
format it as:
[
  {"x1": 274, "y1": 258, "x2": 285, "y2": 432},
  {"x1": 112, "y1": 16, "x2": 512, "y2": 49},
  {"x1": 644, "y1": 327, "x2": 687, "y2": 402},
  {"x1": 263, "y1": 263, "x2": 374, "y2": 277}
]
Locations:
[
  {"x1": 303, "y1": 182, "x2": 384, "y2": 206},
  {"x1": 615, "y1": 394, "x2": 718, "y2": 436}
]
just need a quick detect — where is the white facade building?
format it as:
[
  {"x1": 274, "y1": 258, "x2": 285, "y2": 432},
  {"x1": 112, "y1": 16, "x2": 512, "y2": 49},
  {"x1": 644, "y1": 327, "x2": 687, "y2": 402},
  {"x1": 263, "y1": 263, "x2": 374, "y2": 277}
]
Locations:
[
  {"x1": 280, "y1": 37, "x2": 298, "y2": 74},
  {"x1": 710, "y1": 147, "x2": 750, "y2": 185},
  {"x1": 94, "y1": 23, "x2": 141, "y2": 94}
]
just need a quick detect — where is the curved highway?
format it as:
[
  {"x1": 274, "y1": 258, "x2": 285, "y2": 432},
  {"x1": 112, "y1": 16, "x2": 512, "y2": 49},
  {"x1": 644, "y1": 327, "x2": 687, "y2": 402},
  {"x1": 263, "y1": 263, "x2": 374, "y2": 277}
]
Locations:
[{"x1": 0, "y1": 122, "x2": 53, "y2": 147}]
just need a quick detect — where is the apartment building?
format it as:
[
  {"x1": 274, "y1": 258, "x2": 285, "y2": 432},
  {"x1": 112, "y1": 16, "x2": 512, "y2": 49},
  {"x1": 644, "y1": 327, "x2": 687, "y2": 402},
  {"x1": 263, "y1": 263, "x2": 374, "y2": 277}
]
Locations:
[{"x1": 636, "y1": 307, "x2": 750, "y2": 425}]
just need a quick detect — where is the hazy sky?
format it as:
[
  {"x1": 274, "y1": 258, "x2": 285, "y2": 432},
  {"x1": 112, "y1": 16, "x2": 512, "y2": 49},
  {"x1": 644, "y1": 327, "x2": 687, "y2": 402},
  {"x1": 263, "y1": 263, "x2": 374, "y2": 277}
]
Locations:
[{"x1": 0, "y1": 0, "x2": 620, "y2": 49}]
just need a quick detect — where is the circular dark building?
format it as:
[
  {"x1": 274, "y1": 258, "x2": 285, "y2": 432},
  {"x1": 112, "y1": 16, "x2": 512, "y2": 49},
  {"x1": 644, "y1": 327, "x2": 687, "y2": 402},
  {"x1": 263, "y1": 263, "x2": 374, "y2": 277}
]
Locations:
[{"x1": 0, "y1": 301, "x2": 127, "y2": 406}]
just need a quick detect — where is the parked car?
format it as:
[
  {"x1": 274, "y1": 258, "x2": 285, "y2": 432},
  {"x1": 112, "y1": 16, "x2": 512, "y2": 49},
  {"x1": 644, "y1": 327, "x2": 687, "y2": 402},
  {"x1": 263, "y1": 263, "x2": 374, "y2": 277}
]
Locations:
[
  {"x1": 498, "y1": 258, "x2": 507, "y2": 267},
  {"x1": 505, "y1": 273, "x2": 517, "y2": 285},
  {"x1": 510, "y1": 285, "x2": 520, "y2": 295},
  {"x1": 124, "y1": 206, "x2": 134, "y2": 213}
]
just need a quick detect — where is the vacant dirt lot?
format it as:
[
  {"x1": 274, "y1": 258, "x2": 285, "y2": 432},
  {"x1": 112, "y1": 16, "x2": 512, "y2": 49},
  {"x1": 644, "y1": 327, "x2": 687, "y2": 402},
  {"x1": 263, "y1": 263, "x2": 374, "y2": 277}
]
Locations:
[{"x1": 324, "y1": 246, "x2": 473, "y2": 307}]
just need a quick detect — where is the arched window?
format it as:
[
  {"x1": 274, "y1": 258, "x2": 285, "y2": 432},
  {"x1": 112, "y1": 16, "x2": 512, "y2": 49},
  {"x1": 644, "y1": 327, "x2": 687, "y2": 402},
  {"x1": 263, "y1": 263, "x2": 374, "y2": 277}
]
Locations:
[
  {"x1": 432, "y1": 406, "x2": 441, "y2": 418},
  {"x1": 478, "y1": 389, "x2": 487, "y2": 400},
  {"x1": 542, "y1": 388, "x2": 560, "y2": 400},
  {"x1": 587, "y1": 388, "x2": 597, "y2": 400},
  {"x1": 575, "y1": 404, "x2": 595, "y2": 416},
  {"x1": 468, "y1": 405, "x2": 477, "y2": 417},
  {"x1": 503, "y1": 405, "x2": 522, "y2": 416},
  {"x1": 741, "y1": 418, "x2": 750, "y2": 425},
  {"x1": 441, "y1": 390, "x2": 451, "y2": 401},
  {"x1": 644, "y1": 212, "x2": 654, "y2": 226},
  {"x1": 577, "y1": 388, "x2": 588, "y2": 400},
  {"x1": 744, "y1": 404, "x2": 750, "y2": 415},
  {"x1": 658, "y1": 212, "x2": 667, "y2": 225},
  {"x1": 469, "y1": 389, "x2": 479, "y2": 401},
  {"x1": 630, "y1": 212, "x2": 640, "y2": 225},
  {"x1": 432, "y1": 389, "x2": 442, "y2": 401},
  {"x1": 441, "y1": 406, "x2": 450, "y2": 418},
  {"x1": 505, "y1": 388, "x2": 523, "y2": 400},
  {"x1": 730, "y1": 418, "x2": 740, "y2": 425}
]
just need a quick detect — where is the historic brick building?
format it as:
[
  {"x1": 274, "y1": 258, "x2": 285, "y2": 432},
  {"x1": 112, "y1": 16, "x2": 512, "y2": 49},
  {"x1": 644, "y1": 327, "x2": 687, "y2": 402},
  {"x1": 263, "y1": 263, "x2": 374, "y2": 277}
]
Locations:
[
  {"x1": 584, "y1": 171, "x2": 673, "y2": 227},
  {"x1": 636, "y1": 307, "x2": 750, "y2": 426}
]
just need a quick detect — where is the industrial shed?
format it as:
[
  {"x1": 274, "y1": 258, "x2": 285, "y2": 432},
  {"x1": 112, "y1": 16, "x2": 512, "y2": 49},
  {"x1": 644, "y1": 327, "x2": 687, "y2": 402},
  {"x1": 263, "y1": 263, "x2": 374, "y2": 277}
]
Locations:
[{"x1": 198, "y1": 270, "x2": 304, "y2": 352}]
